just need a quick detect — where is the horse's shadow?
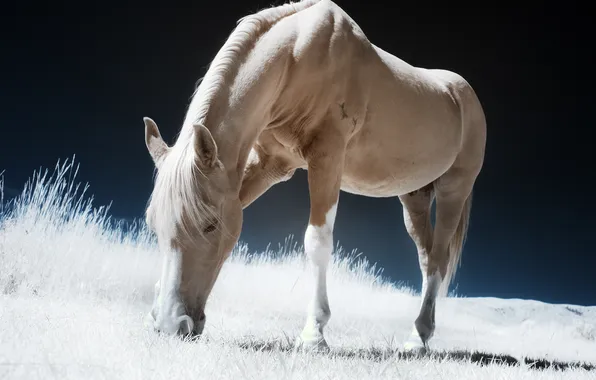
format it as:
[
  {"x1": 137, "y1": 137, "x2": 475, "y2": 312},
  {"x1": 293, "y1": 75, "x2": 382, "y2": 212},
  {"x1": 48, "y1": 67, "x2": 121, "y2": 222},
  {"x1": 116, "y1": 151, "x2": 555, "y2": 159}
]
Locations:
[{"x1": 233, "y1": 337, "x2": 595, "y2": 372}]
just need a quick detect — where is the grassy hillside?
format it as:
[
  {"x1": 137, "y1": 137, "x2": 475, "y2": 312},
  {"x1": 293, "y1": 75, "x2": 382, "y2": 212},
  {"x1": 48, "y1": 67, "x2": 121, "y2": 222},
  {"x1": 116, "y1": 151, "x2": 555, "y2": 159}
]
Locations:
[{"x1": 1, "y1": 159, "x2": 594, "y2": 379}]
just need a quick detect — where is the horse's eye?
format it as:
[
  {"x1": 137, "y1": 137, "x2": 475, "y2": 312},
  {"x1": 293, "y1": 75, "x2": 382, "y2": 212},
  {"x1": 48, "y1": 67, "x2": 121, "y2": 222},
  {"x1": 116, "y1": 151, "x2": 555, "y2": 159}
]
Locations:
[{"x1": 203, "y1": 221, "x2": 218, "y2": 234}]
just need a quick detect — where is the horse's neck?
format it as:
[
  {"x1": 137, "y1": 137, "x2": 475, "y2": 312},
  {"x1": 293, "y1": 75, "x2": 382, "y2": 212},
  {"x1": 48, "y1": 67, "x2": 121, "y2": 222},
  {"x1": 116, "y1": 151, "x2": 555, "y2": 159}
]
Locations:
[{"x1": 184, "y1": 52, "x2": 287, "y2": 191}]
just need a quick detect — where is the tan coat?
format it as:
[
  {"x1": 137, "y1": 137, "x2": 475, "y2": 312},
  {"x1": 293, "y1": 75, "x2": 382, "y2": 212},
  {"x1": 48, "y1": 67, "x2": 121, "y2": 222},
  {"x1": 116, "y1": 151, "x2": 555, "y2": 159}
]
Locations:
[{"x1": 143, "y1": 0, "x2": 486, "y2": 353}]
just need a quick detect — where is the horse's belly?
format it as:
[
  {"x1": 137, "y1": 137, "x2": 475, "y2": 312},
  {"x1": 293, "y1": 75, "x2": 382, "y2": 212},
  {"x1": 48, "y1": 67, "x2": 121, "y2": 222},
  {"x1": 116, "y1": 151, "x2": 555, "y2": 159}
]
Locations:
[
  {"x1": 341, "y1": 169, "x2": 433, "y2": 198},
  {"x1": 341, "y1": 143, "x2": 457, "y2": 197},
  {"x1": 341, "y1": 108, "x2": 462, "y2": 197}
]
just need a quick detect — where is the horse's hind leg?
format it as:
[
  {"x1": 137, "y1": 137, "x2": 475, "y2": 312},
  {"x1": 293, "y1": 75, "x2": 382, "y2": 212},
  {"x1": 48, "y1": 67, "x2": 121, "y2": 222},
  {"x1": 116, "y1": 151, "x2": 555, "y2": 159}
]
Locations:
[
  {"x1": 403, "y1": 84, "x2": 486, "y2": 353},
  {"x1": 399, "y1": 183, "x2": 436, "y2": 291},
  {"x1": 403, "y1": 160, "x2": 481, "y2": 354},
  {"x1": 398, "y1": 183, "x2": 436, "y2": 352}
]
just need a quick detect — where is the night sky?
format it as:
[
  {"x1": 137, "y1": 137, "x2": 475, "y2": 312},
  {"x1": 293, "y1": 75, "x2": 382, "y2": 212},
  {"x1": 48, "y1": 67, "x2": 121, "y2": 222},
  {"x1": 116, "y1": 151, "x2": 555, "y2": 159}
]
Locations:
[{"x1": 1, "y1": 1, "x2": 593, "y2": 306}]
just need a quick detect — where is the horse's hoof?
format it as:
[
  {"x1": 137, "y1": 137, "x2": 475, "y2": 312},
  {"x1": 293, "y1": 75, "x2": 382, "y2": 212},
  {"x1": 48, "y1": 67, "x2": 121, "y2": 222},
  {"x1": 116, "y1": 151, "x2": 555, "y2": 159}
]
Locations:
[
  {"x1": 403, "y1": 339, "x2": 427, "y2": 357},
  {"x1": 294, "y1": 335, "x2": 330, "y2": 354},
  {"x1": 403, "y1": 327, "x2": 428, "y2": 357},
  {"x1": 295, "y1": 323, "x2": 330, "y2": 353}
]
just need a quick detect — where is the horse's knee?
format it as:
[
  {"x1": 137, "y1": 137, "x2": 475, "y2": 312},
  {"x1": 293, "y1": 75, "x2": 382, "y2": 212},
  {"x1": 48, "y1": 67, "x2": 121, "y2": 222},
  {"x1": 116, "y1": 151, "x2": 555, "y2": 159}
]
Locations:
[
  {"x1": 304, "y1": 201, "x2": 337, "y2": 266},
  {"x1": 304, "y1": 222, "x2": 334, "y2": 266}
]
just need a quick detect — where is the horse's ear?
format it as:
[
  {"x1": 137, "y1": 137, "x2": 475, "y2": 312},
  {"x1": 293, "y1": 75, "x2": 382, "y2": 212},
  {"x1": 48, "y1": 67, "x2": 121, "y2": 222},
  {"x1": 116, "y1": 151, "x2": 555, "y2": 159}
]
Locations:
[
  {"x1": 144, "y1": 117, "x2": 170, "y2": 167},
  {"x1": 193, "y1": 124, "x2": 218, "y2": 168}
]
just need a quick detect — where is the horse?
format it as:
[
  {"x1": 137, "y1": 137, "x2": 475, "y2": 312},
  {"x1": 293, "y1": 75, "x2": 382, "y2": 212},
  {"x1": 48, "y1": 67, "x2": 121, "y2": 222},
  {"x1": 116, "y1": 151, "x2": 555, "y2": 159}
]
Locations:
[{"x1": 142, "y1": 0, "x2": 486, "y2": 354}]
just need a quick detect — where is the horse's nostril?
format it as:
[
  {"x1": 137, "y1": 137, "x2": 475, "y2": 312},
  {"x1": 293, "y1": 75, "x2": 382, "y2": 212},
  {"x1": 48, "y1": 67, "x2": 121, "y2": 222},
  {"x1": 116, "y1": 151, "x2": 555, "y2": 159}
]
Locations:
[{"x1": 177, "y1": 315, "x2": 194, "y2": 336}]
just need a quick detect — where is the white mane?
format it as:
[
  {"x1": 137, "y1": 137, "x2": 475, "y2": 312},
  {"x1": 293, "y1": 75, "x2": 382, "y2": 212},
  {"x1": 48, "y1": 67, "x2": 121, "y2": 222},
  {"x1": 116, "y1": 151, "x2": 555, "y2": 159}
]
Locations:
[
  {"x1": 184, "y1": 0, "x2": 322, "y2": 136},
  {"x1": 146, "y1": 0, "x2": 322, "y2": 240}
]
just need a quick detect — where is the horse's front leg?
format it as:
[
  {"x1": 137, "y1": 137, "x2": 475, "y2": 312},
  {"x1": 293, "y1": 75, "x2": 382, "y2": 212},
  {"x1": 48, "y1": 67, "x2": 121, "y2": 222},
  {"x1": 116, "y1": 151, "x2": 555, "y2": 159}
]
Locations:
[
  {"x1": 239, "y1": 146, "x2": 296, "y2": 208},
  {"x1": 295, "y1": 128, "x2": 346, "y2": 352}
]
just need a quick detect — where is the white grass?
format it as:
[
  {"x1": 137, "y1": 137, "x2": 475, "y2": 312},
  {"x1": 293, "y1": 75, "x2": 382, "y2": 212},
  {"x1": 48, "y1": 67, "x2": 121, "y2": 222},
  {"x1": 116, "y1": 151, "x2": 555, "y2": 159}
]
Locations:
[{"x1": 1, "y1": 159, "x2": 595, "y2": 379}]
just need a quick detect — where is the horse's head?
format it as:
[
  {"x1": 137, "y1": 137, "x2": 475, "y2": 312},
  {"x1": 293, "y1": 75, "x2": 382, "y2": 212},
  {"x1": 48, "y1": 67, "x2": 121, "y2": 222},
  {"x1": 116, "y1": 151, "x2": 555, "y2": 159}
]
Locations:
[{"x1": 142, "y1": 117, "x2": 243, "y2": 336}]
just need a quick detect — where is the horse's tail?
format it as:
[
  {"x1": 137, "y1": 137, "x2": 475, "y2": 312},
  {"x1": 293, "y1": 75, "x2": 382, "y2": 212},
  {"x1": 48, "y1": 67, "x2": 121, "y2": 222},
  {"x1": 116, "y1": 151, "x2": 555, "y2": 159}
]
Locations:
[{"x1": 439, "y1": 190, "x2": 473, "y2": 297}]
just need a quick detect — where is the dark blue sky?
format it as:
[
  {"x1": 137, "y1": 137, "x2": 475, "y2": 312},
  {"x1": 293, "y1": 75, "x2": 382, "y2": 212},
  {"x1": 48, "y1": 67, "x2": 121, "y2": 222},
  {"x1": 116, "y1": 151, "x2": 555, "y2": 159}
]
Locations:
[{"x1": 1, "y1": 1, "x2": 593, "y2": 306}]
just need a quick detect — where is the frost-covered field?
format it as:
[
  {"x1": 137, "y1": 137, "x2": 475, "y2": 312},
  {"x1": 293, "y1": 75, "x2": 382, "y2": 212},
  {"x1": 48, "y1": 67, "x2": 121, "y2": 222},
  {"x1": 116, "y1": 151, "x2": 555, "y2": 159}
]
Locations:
[{"x1": 1, "y1": 160, "x2": 595, "y2": 379}]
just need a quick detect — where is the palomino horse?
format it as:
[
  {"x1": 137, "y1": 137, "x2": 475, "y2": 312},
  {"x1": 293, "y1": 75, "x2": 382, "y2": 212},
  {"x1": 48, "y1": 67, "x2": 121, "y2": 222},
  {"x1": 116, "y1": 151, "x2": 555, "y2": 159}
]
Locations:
[{"x1": 142, "y1": 0, "x2": 486, "y2": 353}]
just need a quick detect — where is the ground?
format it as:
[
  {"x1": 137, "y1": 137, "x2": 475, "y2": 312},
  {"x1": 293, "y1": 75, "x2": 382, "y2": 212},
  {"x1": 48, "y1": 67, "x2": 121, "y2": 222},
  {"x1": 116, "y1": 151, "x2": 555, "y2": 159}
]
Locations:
[{"x1": 1, "y1": 160, "x2": 594, "y2": 379}]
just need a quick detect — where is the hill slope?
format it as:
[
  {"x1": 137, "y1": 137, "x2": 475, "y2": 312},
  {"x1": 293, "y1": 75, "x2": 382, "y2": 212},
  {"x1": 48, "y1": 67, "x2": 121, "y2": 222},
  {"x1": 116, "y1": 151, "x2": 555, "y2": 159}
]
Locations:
[{"x1": 1, "y1": 160, "x2": 594, "y2": 379}]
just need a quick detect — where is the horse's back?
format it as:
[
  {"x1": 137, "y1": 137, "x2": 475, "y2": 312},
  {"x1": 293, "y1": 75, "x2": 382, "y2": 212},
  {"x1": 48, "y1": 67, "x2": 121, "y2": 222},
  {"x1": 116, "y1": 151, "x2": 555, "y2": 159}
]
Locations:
[{"x1": 258, "y1": 0, "x2": 485, "y2": 196}]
